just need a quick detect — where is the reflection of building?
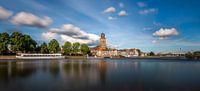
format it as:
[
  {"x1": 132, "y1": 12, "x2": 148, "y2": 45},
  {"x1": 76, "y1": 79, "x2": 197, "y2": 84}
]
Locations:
[{"x1": 90, "y1": 33, "x2": 144, "y2": 58}]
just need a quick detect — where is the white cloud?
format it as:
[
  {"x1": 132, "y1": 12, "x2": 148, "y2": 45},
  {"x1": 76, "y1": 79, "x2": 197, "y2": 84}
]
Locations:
[
  {"x1": 103, "y1": 7, "x2": 116, "y2": 13},
  {"x1": 137, "y1": 2, "x2": 147, "y2": 8},
  {"x1": 153, "y1": 28, "x2": 179, "y2": 38},
  {"x1": 139, "y1": 8, "x2": 157, "y2": 15},
  {"x1": 0, "y1": 6, "x2": 12, "y2": 20},
  {"x1": 108, "y1": 16, "x2": 116, "y2": 20},
  {"x1": 118, "y1": 10, "x2": 127, "y2": 16},
  {"x1": 42, "y1": 24, "x2": 100, "y2": 45},
  {"x1": 11, "y1": 12, "x2": 52, "y2": 28},
  {"x1": 41, "y1": 32, "x2": 57, "y2": 40},
  {"x1": 119, "y1": 3, "x2": 124, "y2": 8}
]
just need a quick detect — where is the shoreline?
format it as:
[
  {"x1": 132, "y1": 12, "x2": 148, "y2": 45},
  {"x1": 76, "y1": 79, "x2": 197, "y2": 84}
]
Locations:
[
  {"x1": 0, "y1": 56, "x2": 16, "y2": 60},
  {"x1": 0, "y1": 55, "x2": 189, "y2": 60}
]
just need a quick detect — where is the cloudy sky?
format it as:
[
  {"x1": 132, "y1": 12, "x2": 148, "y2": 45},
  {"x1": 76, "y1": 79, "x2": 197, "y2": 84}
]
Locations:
[{"x1": 0, "y1": 0, "x2": 200, "y2": 53}]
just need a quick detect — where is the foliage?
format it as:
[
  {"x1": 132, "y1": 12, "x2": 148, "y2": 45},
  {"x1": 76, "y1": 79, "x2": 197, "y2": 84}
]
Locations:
[
  {"x1": 185, "y1": 52, "x2": 194, "y2": 59},
  {"x1": 10, "y1": 32, "x2": 24, "y2": 52},
  {"x1": 23, "y1": 34, "x2": 37, "y2": 52},
  {"x1": 80, "y1": 44, "x2": 90, "y2": 55},
  {"x1": 136, "y1": 49, "x2": 141, "y2": 56},
  {"x1": 0, "y1": 32, "x2": 10, "y2": 54},
  {"x1": 72, "y1": 42, "x2": 80, "y2": 55},
  {"x1": 40, "y1": 42, "x2": 49, "y2": 53},
  {"x1": 48, "y1": 39, "x2": 60, "y2": 53},
  {"x1": 185, "y1": 51, "x2": 200, "y2": 60},
  {"x1": 148, "y1": 51, "x2": 155, "y2": 56},
  {"x1": 193, "y1": 51, "x2": 200, "y2": 59},
  {"x1": 0, "y1": 32, "x2": 91, "y2": 55},
  {"x1": 10, "y1": 32, "x2": 37, "y2": 53},
  {"x1": 63, "y1": 41, "x2": 71, "y2": 55}
]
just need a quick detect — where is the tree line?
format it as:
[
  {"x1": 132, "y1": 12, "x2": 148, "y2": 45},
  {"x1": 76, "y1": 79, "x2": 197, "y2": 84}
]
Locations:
[
  {"x1": 185, "y1": 51, "x2": 200, "y2": 60},
  {"x1": 0, "y1": 32, "x2": 90, "y2": 55}
]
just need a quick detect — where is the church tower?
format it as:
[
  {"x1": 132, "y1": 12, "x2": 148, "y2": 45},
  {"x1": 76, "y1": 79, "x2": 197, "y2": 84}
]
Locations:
[{"x1": 100, "y1": 33, "x2": 107, "y2": 50}]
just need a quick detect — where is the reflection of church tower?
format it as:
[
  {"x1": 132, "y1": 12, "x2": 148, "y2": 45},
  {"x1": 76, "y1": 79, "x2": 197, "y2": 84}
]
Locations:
[{"x1": 100, "y1": 33, "x2": 107, "y2": 50}]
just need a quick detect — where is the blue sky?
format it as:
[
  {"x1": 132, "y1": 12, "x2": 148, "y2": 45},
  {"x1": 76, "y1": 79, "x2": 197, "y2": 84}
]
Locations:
[{"x1": 0, "y1": 0, "x2": 200, "y2": 53}]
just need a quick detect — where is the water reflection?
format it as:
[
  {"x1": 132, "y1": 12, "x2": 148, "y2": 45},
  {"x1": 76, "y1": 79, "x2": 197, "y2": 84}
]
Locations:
[{"x1": 0, "y1": 59, "x2": 200, "y2": 91}]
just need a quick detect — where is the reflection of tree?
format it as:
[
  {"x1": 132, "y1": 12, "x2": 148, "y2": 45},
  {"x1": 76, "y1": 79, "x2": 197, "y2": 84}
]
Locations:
[
  {"x1": 63, "y1": 60, "x2": 91, "y2": 76},
  {"x1": 49, "y1": 60, "x2": 60, "y2": 77},
  {"x1": 98, "y1": 61, "x2": 107, "y2": 85},
  {"x1": 0, "y1": 61, "x2": 36, "y2": 82}
]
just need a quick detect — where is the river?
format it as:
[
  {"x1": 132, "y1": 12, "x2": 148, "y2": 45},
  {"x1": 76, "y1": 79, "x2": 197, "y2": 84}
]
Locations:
[{"x1": 0, "y1": 58, "x2": 200, "y2": 91}]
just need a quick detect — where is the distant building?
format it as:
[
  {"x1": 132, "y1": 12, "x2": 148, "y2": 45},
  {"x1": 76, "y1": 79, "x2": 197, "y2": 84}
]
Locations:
[
  {"x1": 100, "y1": 33, "x2": 107, "y2": 50},
  {"x1": 90, "y1": 33, "x2": 144, "y2": 58}
]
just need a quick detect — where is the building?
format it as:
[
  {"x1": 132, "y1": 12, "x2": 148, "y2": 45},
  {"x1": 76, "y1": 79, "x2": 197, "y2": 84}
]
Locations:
[
  {"x1": 90, "y1": 33, "x2": 143, "y2": 58},
  {"x1": 100, "y1": 33, "x2": 107, "y2": 50}
]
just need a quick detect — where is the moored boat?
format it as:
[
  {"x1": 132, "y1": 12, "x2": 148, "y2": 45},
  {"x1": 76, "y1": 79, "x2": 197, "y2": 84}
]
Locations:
[{"x1": 16, "y1": 53, "x2": 65, "y2": 59}]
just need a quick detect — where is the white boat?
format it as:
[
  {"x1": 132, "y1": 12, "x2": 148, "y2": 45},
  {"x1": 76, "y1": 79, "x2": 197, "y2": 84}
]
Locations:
[{"x1": 16, "y1": 53, "x2": 65, "y2": 59}]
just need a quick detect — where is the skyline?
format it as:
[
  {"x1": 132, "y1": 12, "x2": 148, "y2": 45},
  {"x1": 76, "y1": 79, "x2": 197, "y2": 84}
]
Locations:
[{"x1": 0, "y1": 0, "x2": 200, "y2": 53}]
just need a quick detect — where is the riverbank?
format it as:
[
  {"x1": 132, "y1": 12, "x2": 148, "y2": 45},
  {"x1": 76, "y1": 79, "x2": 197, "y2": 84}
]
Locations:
[
  {"x1": 0, "y1": 55, "x2": 188, "y2": 60},
  {"x1": 130, "y1": 56, "x2": 186, "y2": 60},
  {"x1": 0, "y1": 55, "x2": 87, "y2": 60},
  {"x1": 0, "y1": 56, "x2": 16, "y2": 60}
]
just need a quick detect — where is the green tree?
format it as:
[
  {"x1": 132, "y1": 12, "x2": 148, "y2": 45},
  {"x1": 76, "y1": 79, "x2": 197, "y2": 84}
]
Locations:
[
  {"x1": 80, "y1": 44, "x2": 90, "y2": 55},
  {"x1": 10, "y1": 32, "x2": 24, "y2": 52},
  {"x1": 23, "y1": 34, "x2": 37, "y2": 52},
  {"x1": 48, "y1": 39, "x2": 60, "y2": 53},
  {"x1": 10, "y1": 32, "x2": 37, "y2": 53},
  {"x1": 0, "y1": 32, "x2": 10, "y2": 54},
  {"x1": 40, "y1": 42, "x2": 49, "y2": 53},
  {"x1": 63, "y1": 41, "x2": 72, "y2": 55},
  {"x1": 72, "y1": 42, "x2": 80, "y2": 55}
]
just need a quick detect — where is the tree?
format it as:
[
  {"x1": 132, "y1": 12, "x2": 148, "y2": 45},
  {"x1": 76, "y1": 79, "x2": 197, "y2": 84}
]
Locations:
[
  {"x1": 40, "y1": 42, "x2": 49, "y2": 53},
  {"x1": 149, "y1": 51, "x2": 155, "y2": 56},
  {"x1": 48, "y1": 39, "x2": 60, "y2": 53},
  {"x1": 193, "y1": 51, "x2": 200, "y2": 59},
  {"x1": 0, "y1": 32, "x2": 10, "y2": 54},
  {"x1": 185, "y1": 52, "x2": 193, "y2": 59},
  {"x1": 23, "y1": 34, "x2": 37, "y2": 52},
  {"x1": 63, "y1": 41, "x2": 71, "y2": 55},
  {"x1": 136, "y1": 49, "x2": 141, "y2": 56},
  {"x1": 72, "y1": 42, "x2": 80, "y2": 55},
  {"x1": 10, "y1": 32, "x2": 37, "y2": 53},
  {"x1": 80, "y1": 44, "x2": 90, "y2": 55},
  {"x1": 10, "y1": 32, "x2": 24, "y2": 52}
]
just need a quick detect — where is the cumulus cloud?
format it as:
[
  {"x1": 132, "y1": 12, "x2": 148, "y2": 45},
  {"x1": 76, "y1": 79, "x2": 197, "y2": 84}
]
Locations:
[
  {"x1": 103, "y1": 7, "x2": 116, "y2": 13},
  {"x1": 153, "y1": 28, "x2": 179, "y2": 38},
  {"x1": 137, "y1": 2, "x2": 147, "y2": 8},
  {"x1": 139, "y1": 8, "x2": 157, "y2": 15},
  {"x1": 0, "y1": 6, "x2": 12, "y2": 20},
  {"x1": 41, "y1": 32, "x2": 57, "y2": 40},
  {"x1": 11, "y1": 12, "x2": 52, "y2": 28},
  {"x1": 118, "y1": 10, "x2": 127, "y2": 16},
  {"x1": 42, "y1": 24, "x2": 100, "y2": 45},
  {"x1": 119, "y1": 3, "x2": 124, "y2": 8}
]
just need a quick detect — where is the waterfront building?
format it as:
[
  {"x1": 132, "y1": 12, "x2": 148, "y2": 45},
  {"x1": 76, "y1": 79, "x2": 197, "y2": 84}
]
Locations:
[{"x1": 90, "y1": 33, "x2": 143, "y2": 58}]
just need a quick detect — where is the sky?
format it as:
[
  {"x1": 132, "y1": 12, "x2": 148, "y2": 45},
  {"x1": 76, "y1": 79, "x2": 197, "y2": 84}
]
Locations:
[{"x1": 0, "y1": 0, "x2": 200, "y2": 53}]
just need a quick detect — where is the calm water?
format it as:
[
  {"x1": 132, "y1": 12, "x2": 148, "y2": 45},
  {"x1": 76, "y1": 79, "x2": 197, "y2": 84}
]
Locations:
[{"x1": 0, "y1": 58, "x2": 200, "y2": 91}]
